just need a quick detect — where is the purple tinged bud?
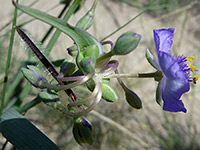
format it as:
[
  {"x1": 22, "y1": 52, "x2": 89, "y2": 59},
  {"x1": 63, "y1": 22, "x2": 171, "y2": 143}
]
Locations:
[
  {"x1": 81, "y1": 118, "x2": 92, "y2": 130},
  {"x1": 117, "y1": 75, "x2": 142, "y2": 109},
  {"x1": 132, "y1": 33, "x2": 141, "y2": 38},
  {"x1": 73, "y1": 117, "x2": 93, "y2": 145},
  {"x1": 87, "y1": 59, "x2": 92, "y2": 65},
  {"x1": 112, "y1": 31, "x2": 141, "y2": 55},
  {"x1": 79, "y1": 56, "x2": 96, "y2": 73},
  {"x1": 125, "y1": 87, "x2": 142, "y2": 109},
  {"x1": 119, "y1": 80, "x2": 142, "y2": 109},
  {"x1": 21, "y1": 65, "x2": 47, "y2": 88},
  {"x1": 60, "y1": 58, "x2": 76, "y2": 76}
]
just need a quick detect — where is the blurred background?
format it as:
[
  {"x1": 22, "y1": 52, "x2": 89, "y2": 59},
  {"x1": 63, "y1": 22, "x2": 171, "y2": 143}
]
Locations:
[{"x1": 0, "y1": 0, "x2": 200, "y2": 149}]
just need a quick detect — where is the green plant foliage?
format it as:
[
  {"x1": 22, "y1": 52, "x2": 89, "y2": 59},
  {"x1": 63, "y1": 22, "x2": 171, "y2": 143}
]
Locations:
[
  {"x1": 12, "y1": 0, "x2": 103, "y2": 74},
  {"x1": 0, "y1": 108, "x2": 60, "y2": 150},
  {"x1": 1, "y1": 0, "x2": 199, "y2": 149}
]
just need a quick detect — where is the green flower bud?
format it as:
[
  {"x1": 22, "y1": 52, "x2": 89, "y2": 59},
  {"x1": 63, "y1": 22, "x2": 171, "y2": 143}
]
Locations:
[
  {"x1": 39, "y1": 91, "x2": 62, "y2": 108},
  {"x1": 60, "y1": 58, "x2": 76, "y2": 76},
  {"x1": 73, "y1": 117, "x2": 93, "y2": 145},
  {"x1": 21, "y1": 65, "x2": 47, "y2": 88},
  {"x1": 76, "y1": 0, "x2": 97, "y2": 30},
  {"x1": 101, "y1": 82, "x2": 118, "y2": 102},
  {"x1": 76, "y1": 11, "x2": 94, "y2": 30},
  {"x1": 82, "y1": 44, "x2": 99, "y2": 58},
  {"x1": 112, "y1": 31, "x2": 141, "y2": 55},
  {"x1": 79, "y1": 56, "x2": 96, "y2": 73},
  {"x1": 124, "y1": 87, "x2": 142, "y2": 109}
]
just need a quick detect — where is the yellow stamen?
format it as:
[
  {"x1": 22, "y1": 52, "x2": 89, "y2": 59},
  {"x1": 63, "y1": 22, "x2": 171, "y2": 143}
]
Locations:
[
  {"x1": 193, "y1": 75, "x2": 198, "y2": 84},
  {"x1": 186, "y1": 56, "x2": 195, "y2": 63},
  {"x1": 188, "y1": 64, "x2": 196, "y2": 73}
]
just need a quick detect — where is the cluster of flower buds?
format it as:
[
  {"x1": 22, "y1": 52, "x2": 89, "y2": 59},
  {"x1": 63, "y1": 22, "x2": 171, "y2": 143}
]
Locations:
[{"x1": 15, "y1": 0, "x2": 198, "y2": 145}]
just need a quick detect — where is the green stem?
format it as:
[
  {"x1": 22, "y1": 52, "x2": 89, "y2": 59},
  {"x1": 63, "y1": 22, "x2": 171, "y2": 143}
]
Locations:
[
  {"x1": 106, "y1": 71, "x2": 163, "y2": 79},
  {"x1": 96, "y1": 51, "x2": 114, "y2": 63},
  {"x1": 14, "y1": 83, "x2": 32, "y2": 107},
  {"x1": 100, "y1": 8, "x2": 148, "y2": 42},
  {"x1": 4, "y1": 61, "x2": 35, "y2": 107},
  {"x1": 4, "y1": 71, "x2": 24, "y2": 105},
  {"x1": 91, "y1": 0, "x2": 98, "y2": 12},
  {"x1": 1, "y1": 0, "x2": 19, "y2": 115},
  {"x1": 16, "y1": 97, "x2": 41, "y2": 114},
  {"x1": 100, "y1": 1, "x2": 160, "y2": 42},
  {"x1": 121, "y1": 0, "x2": 143, "y2": 9}
]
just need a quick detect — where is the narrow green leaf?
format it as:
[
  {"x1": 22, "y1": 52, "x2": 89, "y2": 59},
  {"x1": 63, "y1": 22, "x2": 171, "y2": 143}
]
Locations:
[
  {"x1": 1, "y1": 0, "x2": 19, "y2": 115},
  {"x1": 0, "y1": 108, "x2": 60, "y2": 150},
  {"x1": 4, "y1": 70, "x2": 24, "y2": 105}
]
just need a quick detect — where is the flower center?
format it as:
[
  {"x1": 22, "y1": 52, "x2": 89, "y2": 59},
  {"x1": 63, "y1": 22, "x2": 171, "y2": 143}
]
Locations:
[{"x1": 176, "y1": 56, "x2": 198, "y2": 84}]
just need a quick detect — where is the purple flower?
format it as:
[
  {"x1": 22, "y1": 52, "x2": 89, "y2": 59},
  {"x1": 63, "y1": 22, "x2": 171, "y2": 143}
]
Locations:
[{"x1": 153, "y1": 28, "x2": 198, "y2": 113}]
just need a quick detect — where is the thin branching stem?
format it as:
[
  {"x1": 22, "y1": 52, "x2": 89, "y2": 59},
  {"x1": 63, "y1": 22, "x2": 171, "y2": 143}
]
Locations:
[
  {"x1": 41, "y1": 73, "x2": 94, "y2": 91},
  {"x1": 100, "y1": 8, "x2": 148, "y2": 42},
  {"x1": 106, "y1": 71, "x2": 162, "y2": 79},
  {"x1": 100, "y1": 1, "x2": 159, "y2": 42}
]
